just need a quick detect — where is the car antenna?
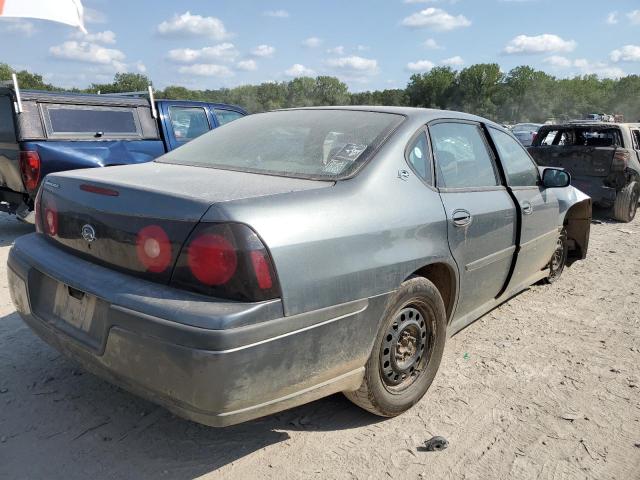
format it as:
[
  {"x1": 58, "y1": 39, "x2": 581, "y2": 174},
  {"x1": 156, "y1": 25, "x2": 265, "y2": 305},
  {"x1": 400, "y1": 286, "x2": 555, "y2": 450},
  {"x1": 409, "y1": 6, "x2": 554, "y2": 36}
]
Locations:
[{"x1": 11, "y1": 73, "x2": 22, "y2": 114}]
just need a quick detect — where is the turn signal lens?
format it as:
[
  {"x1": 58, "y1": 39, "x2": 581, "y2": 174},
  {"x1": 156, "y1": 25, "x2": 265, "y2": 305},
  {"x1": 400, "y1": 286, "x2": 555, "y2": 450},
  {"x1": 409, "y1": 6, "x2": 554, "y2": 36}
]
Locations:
[
  {"x1": 44, "y1": 204, "x2": 58, "y2": 237},
  {"x1": 136, "y1": 225, "x2": 172, "y2": 273}
]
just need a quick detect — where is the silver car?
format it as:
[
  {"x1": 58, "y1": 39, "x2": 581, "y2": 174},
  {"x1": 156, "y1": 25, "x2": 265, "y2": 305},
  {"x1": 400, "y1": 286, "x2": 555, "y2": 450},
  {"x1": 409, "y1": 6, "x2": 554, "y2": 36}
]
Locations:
[
  {"x1": 512, "y1": 123, "x2": 543, "y2": 146},
  {"x1": 8, "y1": 107, "x2": 591, "y2": 427}
]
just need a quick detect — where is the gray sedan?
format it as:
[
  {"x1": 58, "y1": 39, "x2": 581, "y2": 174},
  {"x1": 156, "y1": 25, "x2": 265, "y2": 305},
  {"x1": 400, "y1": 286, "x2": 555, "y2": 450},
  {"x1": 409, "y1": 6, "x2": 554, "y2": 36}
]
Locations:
[
  {"x1": 512, "y1": 123, "x2": 543, "y2": 146},
  {"x1": 8, "y1": 107, "x2": 591, "y2": 427}
]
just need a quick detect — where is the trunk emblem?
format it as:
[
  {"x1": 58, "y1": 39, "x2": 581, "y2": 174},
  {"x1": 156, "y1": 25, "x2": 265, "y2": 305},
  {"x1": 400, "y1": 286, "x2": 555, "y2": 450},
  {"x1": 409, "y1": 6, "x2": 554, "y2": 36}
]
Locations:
[{"x1": 81, "y1": 224, "x2": 97, "y2": 243}]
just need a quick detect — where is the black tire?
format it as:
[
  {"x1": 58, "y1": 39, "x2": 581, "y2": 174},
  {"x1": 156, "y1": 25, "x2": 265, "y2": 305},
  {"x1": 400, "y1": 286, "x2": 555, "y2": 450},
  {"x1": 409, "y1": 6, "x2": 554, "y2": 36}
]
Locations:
[
  {"x1": 612, "y1": 181, "x2": 639, "y2": 223},
  {"x1": 543, "y1": 228, "x2": 568, "y2": 284},
  {"x1": 344, "y1": 277, "x2": 447, "y2": 417}
]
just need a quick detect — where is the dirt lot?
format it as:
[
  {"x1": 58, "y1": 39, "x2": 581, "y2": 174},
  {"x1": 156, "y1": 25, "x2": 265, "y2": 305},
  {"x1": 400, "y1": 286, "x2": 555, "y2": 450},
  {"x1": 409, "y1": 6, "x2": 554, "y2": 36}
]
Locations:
[{"x1": 0, "y1": 211, "x2": 638, "y2": 480}]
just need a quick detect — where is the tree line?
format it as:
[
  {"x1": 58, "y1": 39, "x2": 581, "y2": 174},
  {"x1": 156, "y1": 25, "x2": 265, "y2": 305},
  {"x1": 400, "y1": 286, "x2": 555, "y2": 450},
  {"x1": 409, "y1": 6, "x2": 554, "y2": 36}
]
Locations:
[{"x1": 2, "y1": 62, "x2": 640, "y2": 123}]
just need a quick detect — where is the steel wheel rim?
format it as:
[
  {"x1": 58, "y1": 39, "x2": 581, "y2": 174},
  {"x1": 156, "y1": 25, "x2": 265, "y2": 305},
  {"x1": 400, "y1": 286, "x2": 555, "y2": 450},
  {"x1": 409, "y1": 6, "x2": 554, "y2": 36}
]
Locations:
[{"x1": 380, "y1": 303, "x2": 435, "y2": 392}]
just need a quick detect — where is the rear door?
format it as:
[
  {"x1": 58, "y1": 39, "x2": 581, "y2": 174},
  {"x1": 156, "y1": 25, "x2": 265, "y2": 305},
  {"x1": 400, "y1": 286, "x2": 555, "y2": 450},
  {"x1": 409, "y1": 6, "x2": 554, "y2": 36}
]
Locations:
[
  {"x1": 489, "y1": 127, "x2": 560, "y2": 290},
  {"x1": 429, "y1": 120, "x2": 517, "y2": 325}
]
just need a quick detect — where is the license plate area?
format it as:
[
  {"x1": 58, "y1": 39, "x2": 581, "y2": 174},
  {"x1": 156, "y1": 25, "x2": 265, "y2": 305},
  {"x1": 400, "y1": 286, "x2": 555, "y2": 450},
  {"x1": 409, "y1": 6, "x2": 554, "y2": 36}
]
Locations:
[
  {"x1": 53, "y1": 284, "x2": 97, "y2": 332},
  {"x1": 29, "y1": 269, "x2": 109, "y2": 352}
]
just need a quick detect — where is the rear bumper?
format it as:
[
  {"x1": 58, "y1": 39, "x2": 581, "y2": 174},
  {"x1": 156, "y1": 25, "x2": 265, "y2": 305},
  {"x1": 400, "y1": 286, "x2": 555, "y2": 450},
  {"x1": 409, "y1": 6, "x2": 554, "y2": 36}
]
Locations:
[
  {"x1": 570, "y1": 176, "x2": 617, "y2": 206},
  {"x1": 8, "y1": 234, "x2": 388, "y2": 426}
]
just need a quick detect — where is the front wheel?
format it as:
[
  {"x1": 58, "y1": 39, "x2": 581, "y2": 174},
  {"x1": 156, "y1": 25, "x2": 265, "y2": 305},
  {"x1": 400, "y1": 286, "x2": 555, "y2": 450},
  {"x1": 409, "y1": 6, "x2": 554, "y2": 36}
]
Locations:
[
  {"x1": 344, "y1": 277, "x2": 447, "y2": 417},
  {"x1": 612, "y1": 181, "x2": 639, "y2": 223},
  {"x1": 544, "y1": 228, "x2": 568, "y2": 284}
]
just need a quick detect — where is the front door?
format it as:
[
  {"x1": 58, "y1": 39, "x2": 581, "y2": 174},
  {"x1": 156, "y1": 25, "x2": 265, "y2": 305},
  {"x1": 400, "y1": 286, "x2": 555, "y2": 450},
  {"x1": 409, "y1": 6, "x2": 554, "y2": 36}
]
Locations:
[
  {"x1": 488, "y1": 127, "x2": 560, "y2": 290},
  {"x1": 429, "y1": 121, "x2": 517, "y2": 326}
]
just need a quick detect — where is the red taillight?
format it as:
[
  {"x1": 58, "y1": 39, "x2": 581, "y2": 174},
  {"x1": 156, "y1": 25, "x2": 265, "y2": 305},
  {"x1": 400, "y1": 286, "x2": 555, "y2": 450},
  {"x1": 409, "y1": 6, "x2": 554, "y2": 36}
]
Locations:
[
  {"x1": 531, "y1": 132, "x2": 537, "y2": 143},
  {"x1": 19, "y1": 151, "x2": 41, "y2": 192},
  {"x1": 250, "y1": 251, "x2": 273, "y2": 290},
  {"x1": 136, "y1": 225, "x2": 172, "y2": 273},
  {"x1": 44, "y1": 202, "x2": 58, "y2": 236},
  {"x1": 80, "y1": 184, "x2": 120, "y2": 196},
  {"x1": 188, "y1": 234, "x2": 238, "y2": 286},
  {"x1": 171, "y1": 223, "x2": 279, "y2": 302}
]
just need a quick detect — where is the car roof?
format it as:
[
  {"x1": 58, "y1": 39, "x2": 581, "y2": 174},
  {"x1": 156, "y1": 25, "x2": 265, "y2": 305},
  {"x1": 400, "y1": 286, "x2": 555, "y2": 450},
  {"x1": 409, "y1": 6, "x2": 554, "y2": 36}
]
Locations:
[
  {"x1": 540, "y1": 122, "x2": 640, "y2": 129},
  {"x1": 277, "y1": 105, "x2": 505, "y2": 129},
  {"x1": 0, "y1": 87, "x2": 150, "y2": 107}
]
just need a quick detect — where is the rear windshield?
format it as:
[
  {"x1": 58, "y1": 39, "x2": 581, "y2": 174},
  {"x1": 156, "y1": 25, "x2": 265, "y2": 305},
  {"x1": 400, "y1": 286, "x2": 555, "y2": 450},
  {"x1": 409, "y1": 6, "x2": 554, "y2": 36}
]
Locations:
[
  {"x1": 42, "y1": 104, "x2": 141, "y2": 138},
  {"x1": 537, "y1": 126, "x2": 623, "y2": 147},
  {"x1": 157, "y1": 109, "x2": 404, "y2": 180}
]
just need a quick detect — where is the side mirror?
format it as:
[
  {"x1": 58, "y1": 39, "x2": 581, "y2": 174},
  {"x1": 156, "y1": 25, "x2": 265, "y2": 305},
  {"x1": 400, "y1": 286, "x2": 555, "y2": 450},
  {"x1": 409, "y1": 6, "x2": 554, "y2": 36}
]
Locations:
[{"x1": 542, "y1": 168, "x2": 571, "y2": 188}]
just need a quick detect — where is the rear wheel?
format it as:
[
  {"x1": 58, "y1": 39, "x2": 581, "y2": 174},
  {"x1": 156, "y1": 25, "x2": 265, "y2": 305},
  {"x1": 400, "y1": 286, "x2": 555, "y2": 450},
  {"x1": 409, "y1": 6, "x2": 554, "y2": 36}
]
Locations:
[
  {"x1": 612, "y1": 181, "x2": 639, "y2": 223},
  {"x1": 344, "y1": 277, "x2": 447, "y2": 417},
  {"x1": 544, "y1": 228, "x2": 568, "y2": 284}
]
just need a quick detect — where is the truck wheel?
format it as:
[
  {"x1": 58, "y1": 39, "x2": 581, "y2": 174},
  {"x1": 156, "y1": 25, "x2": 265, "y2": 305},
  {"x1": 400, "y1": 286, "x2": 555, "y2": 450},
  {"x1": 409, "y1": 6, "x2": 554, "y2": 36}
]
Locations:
[
  {"x1": 612, "y1": 181, "x2": 639, "y2": 223},
  {"x1": 544, "y1": 228, "x2": 568, "y2": 284},
  {"x1": 344, "y1": 277, "x2": 446, "y2": 417}
]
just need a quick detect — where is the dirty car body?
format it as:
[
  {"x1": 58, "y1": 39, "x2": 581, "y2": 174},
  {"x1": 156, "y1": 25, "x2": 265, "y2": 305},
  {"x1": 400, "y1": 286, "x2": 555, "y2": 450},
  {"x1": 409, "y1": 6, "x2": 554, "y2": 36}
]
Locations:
[{"x1": 8, "y1": 107, "x2": 591, "y2": 427}]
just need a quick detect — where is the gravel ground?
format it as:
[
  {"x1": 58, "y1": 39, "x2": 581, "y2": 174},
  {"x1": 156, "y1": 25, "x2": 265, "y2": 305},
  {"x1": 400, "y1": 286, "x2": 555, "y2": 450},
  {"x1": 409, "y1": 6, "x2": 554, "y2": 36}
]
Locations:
[{"x1": 0, "y1": 211, "x2": 638, "y2": 480}]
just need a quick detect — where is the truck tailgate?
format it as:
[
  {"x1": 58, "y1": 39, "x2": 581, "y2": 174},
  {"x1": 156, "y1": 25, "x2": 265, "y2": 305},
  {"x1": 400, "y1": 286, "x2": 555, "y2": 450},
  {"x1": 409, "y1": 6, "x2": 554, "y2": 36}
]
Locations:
[{"x1": 528, "y1": 146, "x2": 615, "y2": 177}]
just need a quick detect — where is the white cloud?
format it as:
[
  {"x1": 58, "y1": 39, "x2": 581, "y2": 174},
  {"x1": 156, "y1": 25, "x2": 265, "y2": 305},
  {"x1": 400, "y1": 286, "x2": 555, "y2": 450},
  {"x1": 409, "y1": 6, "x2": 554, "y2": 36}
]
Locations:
[
  {"x1": 606, "y1": 12, "x2": 619, "y2": 25},
  {"x1": 285, "y1": 64, "x2": 316, "y2": 77},
  {"x1": 251, "y1": 44, "x2": 275, "y2": 58},
  {"x1": 167, "y1": 43, "x2": 238, "y2": 63},
  {"x1": 610, "y1": 45, "x2": 640, "y2": 62},
  {"x1": 134, "y1": 61, "x2": 147, "y2": 73},
  {"x1": 0, "y1": 19, "x2": 36, "y2": 37},
  {"x1": 503, "y1": 34, "x2": 576, "y2": 54},
  {"x1": 50, "y1": 41, "x2": 126, "y2": 70},
  {"x1": 356, "y1": 45, "x2": 369, "y2": 52},
  {"x1": 236, "y1": 59, "x2": 258, "y2": 71},
  {"x1": 157, "y1": 12, "x2": 229, "y2": 40},
  {"x1": 177, "y1": 64, "x2": 234, "y2": 77},
  {"x1": 264, "y1": 10, "x2": 290, "y2": 18},
  {"x1": 628, "y1": 10, "x2": 640, "y2": 25},
  {"x1": 302, "y1": 37, "x2": 322, "y2": 48},
  {"x1": 326, "y1": 56, "x2": 379, "y2": 74},
  {"x1": 327, "y1": 46, "x2": 345, "y2": 55},
  {"x1": 423, "y1": 38, "x2": 442, "y2": 49},
  {"x1": 402, "y1": 8, "x2": 471, "y2": 31},
  {"x1": 544, "y1": 56, "x2": 625, "y2": 78},
  {"x1": 442, "y1": 55, "x2": 464, "y2": 66},
  {"x1": 406, "y1": 59, "x2": 435, "y2": 72},
  {"x1": 72, "y1": 30, "x2": 116, "y2": 45}
]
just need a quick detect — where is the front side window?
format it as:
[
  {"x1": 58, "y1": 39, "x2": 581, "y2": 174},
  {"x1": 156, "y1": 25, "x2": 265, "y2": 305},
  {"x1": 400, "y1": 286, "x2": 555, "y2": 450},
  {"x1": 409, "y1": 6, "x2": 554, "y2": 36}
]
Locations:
[
  {"x1": 632, "y1": 130, "x2": 640, "y2": 150},
  {"x1": 429, "y1": 122, "x2": 498, "y2": 189},
  {"x1": 214, "y1": 109, "x2": 244, "y2": 126},
  {"x1": 490, "y1": 128, "x2": 539, "y2": 187},
  {"x1": 169, "y1": 106, "x2": 210, "y2": 141},
  {"x1": 158, "y1": 109, "x2": 404, "y2": 180},
  {"x1": 406, "y1": 131, "x2": 432, "y2": 184},
  {"x1": 43, "y1": 105, "x2": 140, "y2": 137}
]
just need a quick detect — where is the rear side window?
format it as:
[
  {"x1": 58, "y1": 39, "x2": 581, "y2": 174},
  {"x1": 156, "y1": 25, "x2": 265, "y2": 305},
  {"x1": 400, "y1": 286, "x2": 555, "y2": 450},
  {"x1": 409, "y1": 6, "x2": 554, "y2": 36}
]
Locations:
[
  {"x1": 430, "y1": 122, "x2": 498, "y2": 189},
  {"x1": 630, "y1": 130, "x2": 640, "y2": 150},
  {"x1": 0, "y1": 95, "x2": 16, "y2": 142},
  {"x1": 490, "y1": 128, "x2": 539, "y2": 187},
  {"x1": 42, "y1": 104, "x2": 141, "y2": 138},
  {"x1": 169, "y1": 106, "x2": 210, "y2": 141},
  {"x1": 406, "y1": 131, "x2": 432, "y2": 184},
  {"x1": 214, "y1": 109, "x2": 244, "y2": 126}
]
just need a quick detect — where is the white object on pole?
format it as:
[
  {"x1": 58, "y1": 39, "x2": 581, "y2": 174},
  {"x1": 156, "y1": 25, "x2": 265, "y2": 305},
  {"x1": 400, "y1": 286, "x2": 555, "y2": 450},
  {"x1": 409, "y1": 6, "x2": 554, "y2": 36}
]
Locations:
[{"x1": 0, "y1": 0, "x2": 86, "y2": 33}]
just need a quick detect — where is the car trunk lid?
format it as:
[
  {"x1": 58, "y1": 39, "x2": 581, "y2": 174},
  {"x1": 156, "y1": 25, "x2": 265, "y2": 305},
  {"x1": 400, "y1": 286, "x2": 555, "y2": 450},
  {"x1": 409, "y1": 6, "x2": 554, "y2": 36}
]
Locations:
[{"x1": 40, "y1": 162, "x2": 331, "y2": 283}]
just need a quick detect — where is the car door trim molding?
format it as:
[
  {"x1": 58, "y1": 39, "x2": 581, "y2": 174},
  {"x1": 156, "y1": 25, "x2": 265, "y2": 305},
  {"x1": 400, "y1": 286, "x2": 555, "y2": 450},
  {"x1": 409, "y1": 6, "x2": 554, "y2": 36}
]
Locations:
[
  {"x1": 519, "y1": 228, "x2": 561, "y2": 253},
  {"x1": 465, "y1": 245, "x2": 516, "y2": 273}
]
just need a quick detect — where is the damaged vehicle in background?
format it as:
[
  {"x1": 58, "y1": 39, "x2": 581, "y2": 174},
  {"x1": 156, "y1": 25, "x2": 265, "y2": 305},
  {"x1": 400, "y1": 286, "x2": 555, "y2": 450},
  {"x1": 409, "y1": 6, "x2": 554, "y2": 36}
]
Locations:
[
  {"x1": 8, "y1": 107, "x2": 591, "y2": 427},
  {"x1": 528, "y1": 122, "x2": 640, "y2": 222}
]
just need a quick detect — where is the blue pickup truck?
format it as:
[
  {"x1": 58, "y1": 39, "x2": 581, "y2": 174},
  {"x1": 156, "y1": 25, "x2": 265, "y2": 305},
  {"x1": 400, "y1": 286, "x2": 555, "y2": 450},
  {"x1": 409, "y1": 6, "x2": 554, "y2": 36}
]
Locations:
[{"x1": 0, "y1": 85, "x2": 246, "y2": 222}]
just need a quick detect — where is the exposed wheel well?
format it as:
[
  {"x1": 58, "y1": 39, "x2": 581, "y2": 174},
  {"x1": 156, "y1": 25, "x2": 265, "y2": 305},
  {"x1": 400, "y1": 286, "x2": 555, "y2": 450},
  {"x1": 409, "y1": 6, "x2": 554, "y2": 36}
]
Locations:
[
  {"x1": 563, "y1": 199, "x2": 591, "y2": 266},
  {"x1": 410, "y1": 263, "x2": 456, "y2": 322}
]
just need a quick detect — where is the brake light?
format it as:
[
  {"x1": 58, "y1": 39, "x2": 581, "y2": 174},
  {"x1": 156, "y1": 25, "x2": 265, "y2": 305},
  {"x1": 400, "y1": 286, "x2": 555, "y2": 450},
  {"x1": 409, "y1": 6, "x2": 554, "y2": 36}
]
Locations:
[
  {"x1": 44, "y1": 200, "x2": 58, "y2": 237},
  {"x1": 250, "y1": 251, "x2": 273, "y2": 289},
  {"x1": 136, "y1": 225, "x2": 172, "y2": 273},
  {"x1": 19, "y1": 151, "x2": 41, "y2": 192},
  {"x1": 80, "y1": 184, "x2": 120, "y2": 196},
  {"x1": 612, "y1": 150, "x2": 630, "y2": 171},
  {"x1": 171, "y1": 223, "x2": 279, "y2": 302}
]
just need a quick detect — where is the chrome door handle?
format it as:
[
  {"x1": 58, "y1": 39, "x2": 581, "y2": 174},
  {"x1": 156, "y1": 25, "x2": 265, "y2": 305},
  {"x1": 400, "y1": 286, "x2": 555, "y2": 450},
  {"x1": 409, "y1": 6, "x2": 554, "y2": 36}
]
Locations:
[
  {"x1": 452, "y1": 209, "x2": 472, "y2": 227},
  {"x1": 521, "y1": 201, "x2": 533, "y2": 215}
]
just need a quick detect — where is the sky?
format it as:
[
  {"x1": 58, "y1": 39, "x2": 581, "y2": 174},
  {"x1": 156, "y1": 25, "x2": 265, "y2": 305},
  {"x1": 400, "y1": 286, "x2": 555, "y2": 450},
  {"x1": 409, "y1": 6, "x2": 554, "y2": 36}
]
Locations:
[{"x1": 1, "y1": 0, "x2": 640, "y2": 91}]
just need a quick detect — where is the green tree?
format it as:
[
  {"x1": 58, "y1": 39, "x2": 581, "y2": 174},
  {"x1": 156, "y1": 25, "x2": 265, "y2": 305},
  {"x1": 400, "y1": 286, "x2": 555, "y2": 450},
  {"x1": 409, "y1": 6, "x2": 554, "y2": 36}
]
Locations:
[
  {"x1": 455, "y1": 63, "x2": 503, "y2": 119},
  {"x1": 406, "y1": 67, "x2": 457, "y2": 109},
  {"x1": 313, "y1": 76, "x2": 350, "y2": 106}
]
